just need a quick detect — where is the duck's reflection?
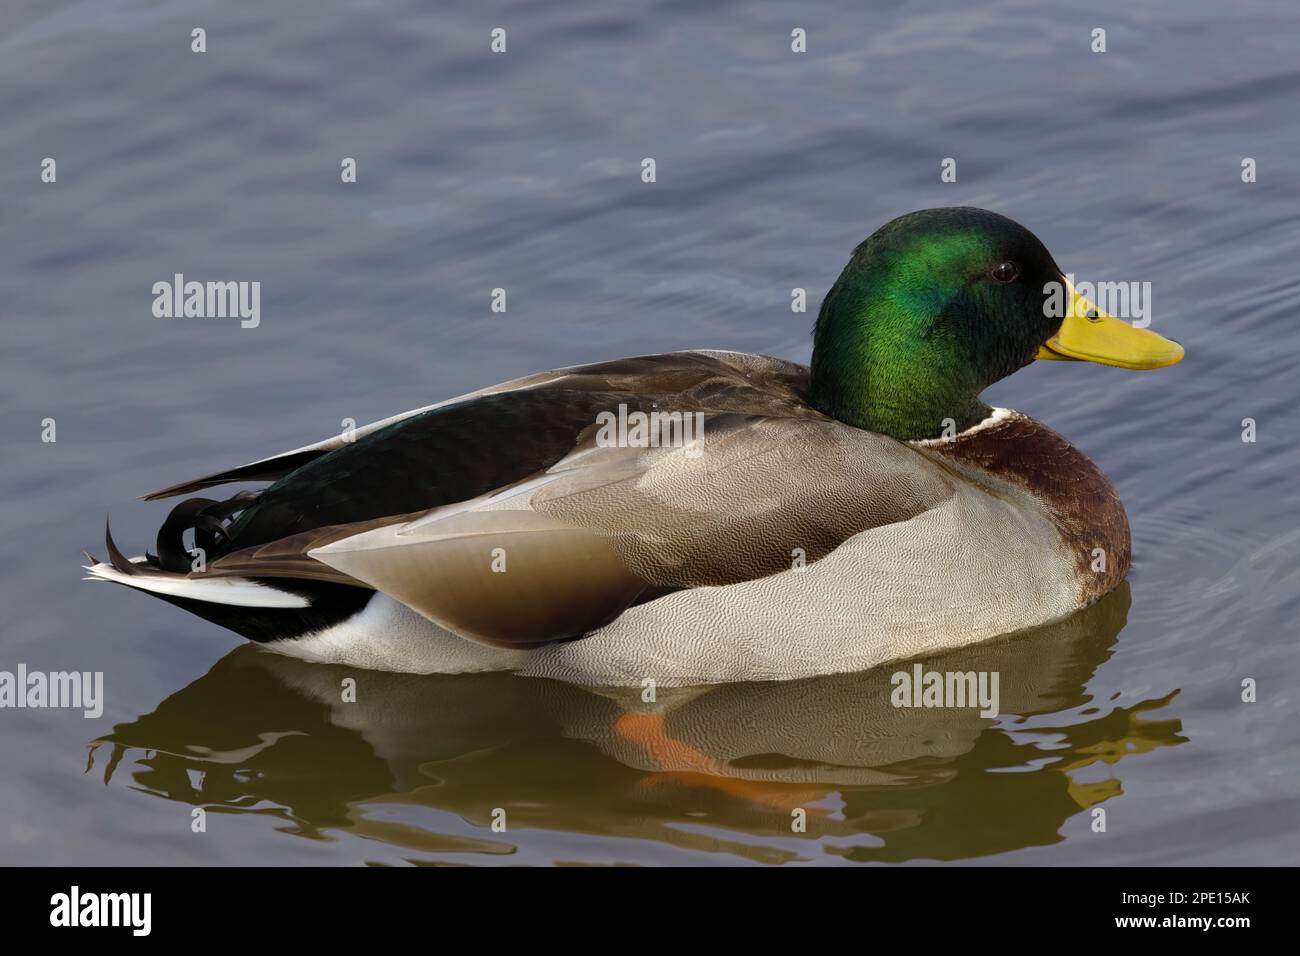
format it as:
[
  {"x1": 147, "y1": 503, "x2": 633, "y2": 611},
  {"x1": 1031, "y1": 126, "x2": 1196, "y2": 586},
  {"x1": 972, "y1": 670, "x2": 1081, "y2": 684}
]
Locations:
[{"x1": 91, "y1": 582, "x2": 1185, "y2": 863}]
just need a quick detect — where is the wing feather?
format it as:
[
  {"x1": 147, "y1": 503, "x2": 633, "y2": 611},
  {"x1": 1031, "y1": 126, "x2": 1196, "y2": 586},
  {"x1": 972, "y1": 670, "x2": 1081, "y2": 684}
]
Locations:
[
  {"x1": 309, "y1": 511, "x2": 649, "y2": 648},
  {"x1": 297, "y1": 414, "x2": 955, "y2": 647}
]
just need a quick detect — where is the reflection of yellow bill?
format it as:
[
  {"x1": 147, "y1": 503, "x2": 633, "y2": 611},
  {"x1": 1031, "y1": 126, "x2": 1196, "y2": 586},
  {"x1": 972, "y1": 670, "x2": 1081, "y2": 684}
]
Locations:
[{"x1": 1037, "y1": 281, "x2": 1184, "y2": 369}]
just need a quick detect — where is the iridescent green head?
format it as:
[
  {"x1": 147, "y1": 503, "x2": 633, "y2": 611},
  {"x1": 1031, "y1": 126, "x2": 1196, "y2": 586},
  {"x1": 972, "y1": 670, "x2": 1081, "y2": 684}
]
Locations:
[{"x1": 809, "y1": 207, "x2": 1182, "y2": 441}]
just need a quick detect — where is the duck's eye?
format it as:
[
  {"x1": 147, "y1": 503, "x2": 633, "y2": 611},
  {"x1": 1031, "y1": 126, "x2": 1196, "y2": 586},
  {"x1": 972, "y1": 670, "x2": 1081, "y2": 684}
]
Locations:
[{"x1": 991, "y1": 261, "x2": 1019, "y2": 283}]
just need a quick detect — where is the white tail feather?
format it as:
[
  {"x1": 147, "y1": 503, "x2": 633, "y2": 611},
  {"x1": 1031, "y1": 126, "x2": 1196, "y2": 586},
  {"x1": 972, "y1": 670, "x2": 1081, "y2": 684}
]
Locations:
[{"x1": 83, "y1": 560, "x2": 310, "y2": 608}]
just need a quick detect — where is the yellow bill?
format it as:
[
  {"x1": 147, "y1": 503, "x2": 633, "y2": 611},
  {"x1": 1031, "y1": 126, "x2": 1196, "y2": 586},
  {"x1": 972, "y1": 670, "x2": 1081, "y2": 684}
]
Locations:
[{"x1": 1036, "y1": 280, "x2": 1184, "y2": 369}]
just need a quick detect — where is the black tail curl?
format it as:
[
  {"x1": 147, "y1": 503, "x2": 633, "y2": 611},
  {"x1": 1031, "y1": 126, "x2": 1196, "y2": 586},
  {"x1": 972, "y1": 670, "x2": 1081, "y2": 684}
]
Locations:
[
  {"x1": 155, "y1": 490, "x2": 258, "y2": 572},
  {"x1": 94, "y1": 492, "x2": 373, "y2": 644}
]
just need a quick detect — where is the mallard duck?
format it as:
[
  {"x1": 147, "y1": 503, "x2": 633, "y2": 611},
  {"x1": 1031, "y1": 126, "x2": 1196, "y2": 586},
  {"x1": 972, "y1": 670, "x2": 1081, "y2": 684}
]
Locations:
[{"x1": 86, "y1": 207, "x2": 1183, "y2": 686}]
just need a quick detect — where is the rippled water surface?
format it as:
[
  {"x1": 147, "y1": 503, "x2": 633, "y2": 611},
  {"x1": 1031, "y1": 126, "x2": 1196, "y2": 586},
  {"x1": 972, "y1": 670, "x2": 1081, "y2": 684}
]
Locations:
[{"x1": 2, "y1": 0, "x2": 1298, "y2": 865}]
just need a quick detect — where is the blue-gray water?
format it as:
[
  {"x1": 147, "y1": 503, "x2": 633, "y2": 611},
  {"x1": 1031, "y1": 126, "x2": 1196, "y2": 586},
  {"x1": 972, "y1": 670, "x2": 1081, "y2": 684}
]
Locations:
[{"x1": 2, "y1": 0, "x2": 1297, "y2": 865}]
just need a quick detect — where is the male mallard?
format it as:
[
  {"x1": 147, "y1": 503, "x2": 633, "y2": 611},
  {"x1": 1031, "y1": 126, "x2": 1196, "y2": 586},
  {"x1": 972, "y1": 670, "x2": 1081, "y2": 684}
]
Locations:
[{"x1": 86, "y1": 207, "x2": 1183, "y2": 685}]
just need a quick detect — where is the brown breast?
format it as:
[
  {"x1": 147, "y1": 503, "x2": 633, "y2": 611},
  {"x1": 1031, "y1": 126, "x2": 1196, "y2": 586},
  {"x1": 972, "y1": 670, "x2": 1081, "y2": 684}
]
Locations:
[{"x1": 921, "y1": 412, "x2": 1131, "y2": 605}]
